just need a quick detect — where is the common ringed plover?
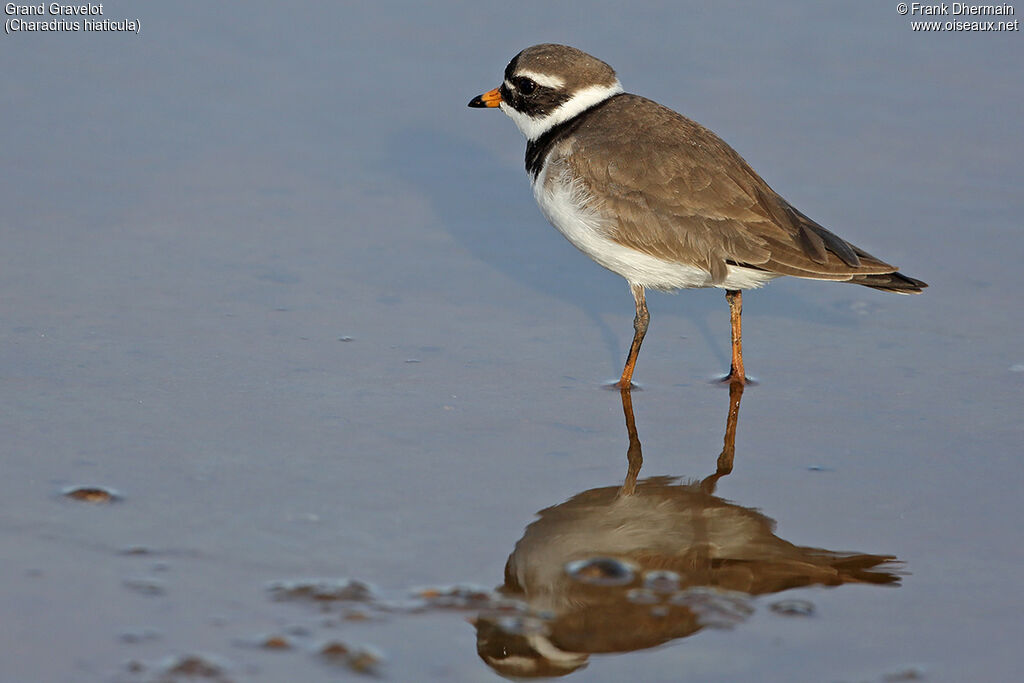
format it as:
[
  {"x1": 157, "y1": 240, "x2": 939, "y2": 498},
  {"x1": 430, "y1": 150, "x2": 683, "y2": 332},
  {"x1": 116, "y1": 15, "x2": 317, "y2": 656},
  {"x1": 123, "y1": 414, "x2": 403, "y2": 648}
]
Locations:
[{"x1": 469, "y1": 44, "x2": 926, "y2": 387}]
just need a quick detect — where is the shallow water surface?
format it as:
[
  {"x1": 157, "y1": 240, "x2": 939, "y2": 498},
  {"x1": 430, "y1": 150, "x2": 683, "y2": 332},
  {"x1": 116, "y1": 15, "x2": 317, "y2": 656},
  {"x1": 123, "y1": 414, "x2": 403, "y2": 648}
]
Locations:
[{"x1": 2, "y1": 3, "x2": 1022, "y2": 682}]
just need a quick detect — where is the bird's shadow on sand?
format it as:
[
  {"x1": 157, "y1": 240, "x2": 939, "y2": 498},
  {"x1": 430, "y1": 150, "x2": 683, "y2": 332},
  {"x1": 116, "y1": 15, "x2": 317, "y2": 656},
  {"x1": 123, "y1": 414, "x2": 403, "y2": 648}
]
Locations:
[{"x1": 384, "y1": 128, "x2": 859, "y2": 372}]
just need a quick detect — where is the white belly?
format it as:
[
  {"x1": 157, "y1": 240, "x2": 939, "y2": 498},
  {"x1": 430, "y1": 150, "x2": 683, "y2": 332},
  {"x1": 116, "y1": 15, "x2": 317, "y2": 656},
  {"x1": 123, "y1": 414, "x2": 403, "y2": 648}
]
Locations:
[{"x1": 532, "y1": 163, "x2": 777, "y2": 292}]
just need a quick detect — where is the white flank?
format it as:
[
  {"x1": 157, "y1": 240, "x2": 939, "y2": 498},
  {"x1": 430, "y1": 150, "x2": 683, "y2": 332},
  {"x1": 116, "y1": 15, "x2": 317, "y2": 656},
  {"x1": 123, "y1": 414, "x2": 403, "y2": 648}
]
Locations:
[
  {"x1": 484, "y1": 636, "x2": 587, "y2": 676},
  {"x1": 533, "y1": 163, "x2": 779, "y2": 292},
  {"x1": 500, "y1": 81, "x2": 624, "y2": 141}
]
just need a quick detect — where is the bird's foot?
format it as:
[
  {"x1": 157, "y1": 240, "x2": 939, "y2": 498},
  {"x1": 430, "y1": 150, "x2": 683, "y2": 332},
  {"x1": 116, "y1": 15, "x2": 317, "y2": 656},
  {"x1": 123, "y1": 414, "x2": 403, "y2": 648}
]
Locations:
[{"x1": 717, "y1": 372, "x2": 755, "y2": 386}]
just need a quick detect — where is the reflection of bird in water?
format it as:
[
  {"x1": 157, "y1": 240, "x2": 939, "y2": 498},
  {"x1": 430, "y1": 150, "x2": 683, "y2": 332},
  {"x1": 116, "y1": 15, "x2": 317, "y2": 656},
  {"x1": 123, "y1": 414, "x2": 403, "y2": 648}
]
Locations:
[{"x1": 475, "y1": 385, "x2": 901, "y2": 678}]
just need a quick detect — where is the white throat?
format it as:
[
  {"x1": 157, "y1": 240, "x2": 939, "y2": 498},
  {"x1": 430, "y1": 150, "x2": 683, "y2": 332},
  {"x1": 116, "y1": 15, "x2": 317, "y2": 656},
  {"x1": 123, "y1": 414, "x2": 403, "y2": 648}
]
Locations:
[{"x1": 500, "y1": 80, "x2": 624, "y2": 141}]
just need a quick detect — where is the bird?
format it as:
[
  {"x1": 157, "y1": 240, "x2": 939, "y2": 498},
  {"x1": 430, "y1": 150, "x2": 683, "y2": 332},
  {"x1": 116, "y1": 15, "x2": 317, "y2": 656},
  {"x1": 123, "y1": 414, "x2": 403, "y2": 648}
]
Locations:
[{"x1": 468, "y1": 44, "x2": 926, "y2": 388}]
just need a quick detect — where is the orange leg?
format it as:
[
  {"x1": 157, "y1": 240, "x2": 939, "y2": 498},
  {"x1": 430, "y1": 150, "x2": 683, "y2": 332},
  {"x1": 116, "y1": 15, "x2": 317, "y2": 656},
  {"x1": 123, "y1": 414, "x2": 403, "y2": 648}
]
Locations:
[
  {"x1": 702, "y1": 378, "x2": 745, "y2": 492},
  {"x1": 724, "y1": 289, "x2": 747, "y2": 385},
  {"x1": 717, "y1": 380, "x2": 744, "y2": 475},
  {"x1": 618, "y1": 283, "x2": 649, "y2": 389},
  {"x1": 618, "y1": 385, "x2": 643, "y2": 497}
]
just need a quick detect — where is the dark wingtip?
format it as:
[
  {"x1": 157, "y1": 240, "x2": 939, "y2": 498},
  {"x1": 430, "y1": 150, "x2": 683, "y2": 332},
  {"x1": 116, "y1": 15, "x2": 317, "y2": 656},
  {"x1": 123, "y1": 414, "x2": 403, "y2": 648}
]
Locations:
[
  {"x1": 855, "y1": 272, "x2": 928, "y2": 294},
  {"x1": 890, "y1": 273, "x2": 928, "y2": 292},
  {"x1": 907, "y1": 276, "x2": 928, "y2": 290}
]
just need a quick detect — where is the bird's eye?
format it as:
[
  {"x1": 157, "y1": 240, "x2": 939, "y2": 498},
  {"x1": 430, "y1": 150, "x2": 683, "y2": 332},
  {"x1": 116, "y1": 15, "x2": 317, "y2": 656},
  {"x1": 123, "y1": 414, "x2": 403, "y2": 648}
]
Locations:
[{"x1": 514, "y1": 77, "x2": 538, "y2": 95}]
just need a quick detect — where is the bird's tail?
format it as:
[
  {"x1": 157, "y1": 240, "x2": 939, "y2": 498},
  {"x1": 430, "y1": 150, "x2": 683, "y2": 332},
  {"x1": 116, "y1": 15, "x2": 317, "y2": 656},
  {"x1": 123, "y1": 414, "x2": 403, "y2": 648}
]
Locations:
[{"x1": 851, "y1": 271, "x2": 928, "y2": 294}]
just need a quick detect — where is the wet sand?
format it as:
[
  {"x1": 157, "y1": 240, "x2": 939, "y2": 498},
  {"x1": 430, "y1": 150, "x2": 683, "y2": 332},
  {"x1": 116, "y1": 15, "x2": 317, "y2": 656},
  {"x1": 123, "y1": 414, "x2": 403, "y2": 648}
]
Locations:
[{"x1": 2, "y1": 3, "x2": 1022, "y2": 682}]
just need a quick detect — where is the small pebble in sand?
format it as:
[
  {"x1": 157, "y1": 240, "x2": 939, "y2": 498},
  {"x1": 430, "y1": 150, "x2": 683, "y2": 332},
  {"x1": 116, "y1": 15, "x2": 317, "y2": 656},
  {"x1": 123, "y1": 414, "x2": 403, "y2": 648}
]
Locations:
[{"x1": 61, "y1": 485, "x2": 121, "y2": 503}]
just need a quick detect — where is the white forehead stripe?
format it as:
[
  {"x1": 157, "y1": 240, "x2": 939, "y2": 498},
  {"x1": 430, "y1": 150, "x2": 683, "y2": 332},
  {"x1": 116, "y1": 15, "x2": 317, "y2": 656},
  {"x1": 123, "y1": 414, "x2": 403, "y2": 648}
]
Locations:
[
  {"x1": 500, "y1": 80, "x2": 624, "y2": 141},
  {"x1": 514, "y1": 69, "x2": 566, "y2": 89}
]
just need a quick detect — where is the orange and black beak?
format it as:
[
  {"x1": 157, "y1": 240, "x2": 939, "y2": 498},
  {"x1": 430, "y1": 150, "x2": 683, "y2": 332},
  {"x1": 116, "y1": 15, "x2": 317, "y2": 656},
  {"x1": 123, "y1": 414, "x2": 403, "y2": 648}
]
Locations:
[{"x1": 468, "y1": 87, "x2": 502, "y2": 108}]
